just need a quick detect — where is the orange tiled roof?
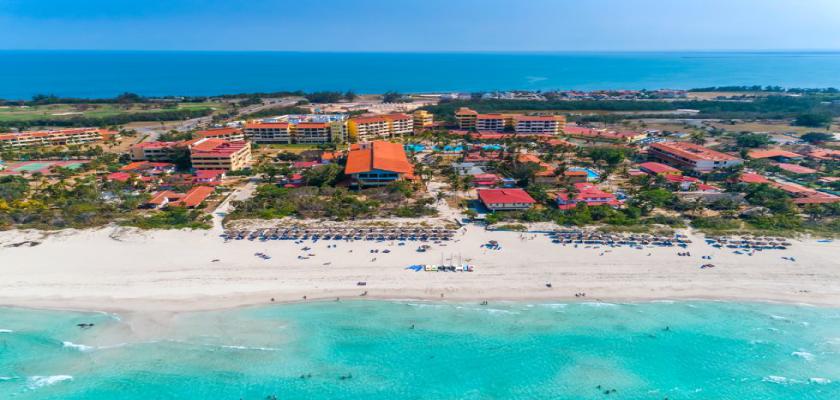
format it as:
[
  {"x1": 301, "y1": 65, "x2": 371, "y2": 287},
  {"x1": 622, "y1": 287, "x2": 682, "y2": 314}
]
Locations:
[
  {"x1": 747, "y1": 149, "x2": 803, "y2": 159},
  {"x1": 345, "y1": 141, "x2": 413, "y2": 175}
]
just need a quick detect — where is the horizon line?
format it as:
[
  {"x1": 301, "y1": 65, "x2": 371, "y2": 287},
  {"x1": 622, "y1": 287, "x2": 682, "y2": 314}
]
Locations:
[{"x1": 3, "y1": 48, "x2": 840, "y2": 54}]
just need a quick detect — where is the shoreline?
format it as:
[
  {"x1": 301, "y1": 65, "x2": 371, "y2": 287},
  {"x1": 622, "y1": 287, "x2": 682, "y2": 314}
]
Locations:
[
  {"x1": 2, "y1": 224, "x2": 839, "y2": 314},
  {"x1": 0, "y1": 293, "x2": 834, "y2": 317}
]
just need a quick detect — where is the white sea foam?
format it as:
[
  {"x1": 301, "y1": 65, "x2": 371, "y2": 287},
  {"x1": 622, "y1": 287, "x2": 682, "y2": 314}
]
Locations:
[
  {"x1": 0, "y1": 376, "x2": 16, "y2": 381},
  {"x1": 763, "y1": 375, "x2": 805, "y2": 385},
  {"x1": 539, "y1": 303, "x2": 568, "y2": 309},
  {"x1": 769, "y1": 315, "x2": 788, "y2": 321},
  {"x1": 27, "y1": 375, "x2": 73, "y2": 389},
  {"x1": 580, "y1": 302, "x2": 618, "y2": 307},
  {"x1": 763, "y1": 375, "x2": 789, "y2": 384},
  {"x1": 809, "y1": 377, "x2": 831, "y2": 385},
  {"x1": 220, "y1": 344, "x2": 281, "y2": 352},
  {"x1": 62, "y1": 341, "x2": 94, "y2": 352},
  {"x1": 791, "y1": 351, "x2": 814, "y2": 361},
  {"x1": 0, "y1": 329, "x2": 13, "y2": 333}
]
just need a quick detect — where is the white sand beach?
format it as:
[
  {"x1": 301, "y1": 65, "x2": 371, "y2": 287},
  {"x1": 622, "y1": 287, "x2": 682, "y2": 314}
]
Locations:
[{"x1": 1, "y1": 223, "x2": 839, "y2": 313}]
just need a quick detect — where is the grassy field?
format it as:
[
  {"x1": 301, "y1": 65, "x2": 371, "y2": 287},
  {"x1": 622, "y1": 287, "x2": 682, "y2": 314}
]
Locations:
[{"x1": 0, "y1": 102, "x2": 229, "y2": 123}]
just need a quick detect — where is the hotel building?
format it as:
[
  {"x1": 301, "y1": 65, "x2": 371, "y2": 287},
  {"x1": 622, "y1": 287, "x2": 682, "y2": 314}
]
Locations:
[
  {"x1": 347, "y1": 113, "x2": 414, "y2": 142},
  {"x1": 0, "y1": 128, "x2": 118, "y2": 149},
  {"x1": 188, "y1": 138, "x2": 252, "y2": 171},
  {"x1": 648, "y1": 141, "x2": 743, "y2": 172},
  {"x1": 455, "y1": 107, "x2": 565, "y2": 134},
  {"x1": 412, "y1": 110, "x2": 434, "y2": 129},
  {"x1": 244, "y1": 114, "x2": 347, "y2": 144}
]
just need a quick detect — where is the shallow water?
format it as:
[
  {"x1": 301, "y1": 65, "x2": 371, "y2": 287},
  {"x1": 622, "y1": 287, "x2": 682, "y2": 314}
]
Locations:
[{"x1": 1, "y1": 301, "x2": 839, "y2": 399}]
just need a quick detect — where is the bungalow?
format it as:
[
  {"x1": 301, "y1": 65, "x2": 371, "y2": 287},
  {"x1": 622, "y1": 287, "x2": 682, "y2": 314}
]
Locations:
[
  {"x1": 472, "y1": 173, "x2": 501, "y2": 187},
  {"x1": 477, "y1": 188, "x2": 536, "y2": 211},
  {"x1": 775, "y1": 163, "x2": 818, "y2": 175},
  {"x1": 144, "y1": 186, "x2": 214, "y2": 209},
  {"x1": 194, "y1": 169, "x2": 226, "y2": 185},
  {"x1": 556, "y1": 183, "x2": 622, "y2": 210},
  {"x1": 452, "y1": 162, "x2": 486, "y2": 176},
  {"x1": 805, "y1": 148, "x2": 840, "y2": 161},
  {"x1": 747, "y1": 149, "x2": 803, "y2": 162},
  {"x1": 283, "y1": 173, "x2": 305, "y2": 188},
  {"x1": 738, "y1": 172, "x2": 772, "y2": 184},
  {"x1": 120, "y1": 161, "x2": 176, "y2": 175},
  {"x1": 563, "y1": 170, "x2": 589, "y2": 184},
  {"x1": 106, "y1": 172, "x2": 155, "y2": 184},
  {"x1": 517, "y1": 154, "x2": 558, "y2": 185},
  {"x1": 344, "y1": 141, "x2": 414, "y2": 188}
]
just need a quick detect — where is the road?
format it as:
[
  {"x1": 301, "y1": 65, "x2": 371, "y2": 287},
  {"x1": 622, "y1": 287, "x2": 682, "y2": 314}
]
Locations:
[{"x1": 138, "y1": 97, "x2": 302, "y2": 142}]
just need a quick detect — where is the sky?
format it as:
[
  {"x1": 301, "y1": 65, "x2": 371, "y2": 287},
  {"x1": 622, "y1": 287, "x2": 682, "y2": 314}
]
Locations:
[{"x1": 1, "y1": 0, "x2": 840, "y2": 52}]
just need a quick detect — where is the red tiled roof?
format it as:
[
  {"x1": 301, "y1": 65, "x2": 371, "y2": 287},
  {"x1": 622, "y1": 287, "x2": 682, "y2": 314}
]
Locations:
[
  {"x1": 345, "y1": 141, "x2": 413, "y2": 175},
  {"x1": 650, "y1": 141, "x2": 740, "y2": 162},
  {"x1": 514, "y1": 115, "x2": 559, "y2": 122},
  {"x1": 665, "y1": 175, "x2": 700, "y2": 183},
  {"x1": 775, "y1": 163, "x2": 818, "y2": 174},
  {"x1": 120, "y1": 161, "x2": 174, "y2": 172},
  {"x1": 176, "y1": 186, "x2": 214, "y2": 208},
  {"x1": 133, "y1": 141, "x2": 181, "y2": 149},
  {"x1": 476, "y1": 114, "x2": 506, "y2": 120},
  {"x1": 194, "y1": 170, "x2": 225, "y2": 180},
  {"x1": 245, "y1": 122, "x2": 289, "y2": 129},
  {"x1": 293, "y1": 161, "x2": 320, "y2": 169},
  {"x1": 739, "y1": 172, "x2": 771, "y2": 184},
  {"x1": 296, "y1": 122, "x2": 329, "y2": 129},
  {"x1": 190, "y1": 139, "x2": 248, "y2": 156},
  {"x1": 351, "y1": 113, "x2": 411, "y2": 124},
  {"x1": 195, "y1": 127, "x2": 242, "y2": 138},
  {"x1": 478, "y1": 189, "x2": 536, "y2": 205},
  {"x1": 793, "y1": 195, "x2": 840, "y2": 205},
  {"x1": 806, "y1": 148, "x2": 840, "y2": 161},
  {"x1": 747, "y1": 149, "x2": 803, "y2": 159},
  {"x1": 638, "y1": 162, "x2": 681, "y2": 174}
]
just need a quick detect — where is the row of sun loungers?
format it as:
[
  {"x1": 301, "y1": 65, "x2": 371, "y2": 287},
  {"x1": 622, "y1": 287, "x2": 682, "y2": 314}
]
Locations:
[
  {"x1": 705, "y1": 236, "x2": 791, "y2": 250},
  {"x1": 223, "y1": 227, "x2": 455, "y2": 242},
  {"x1": 548, "y1": 230, "x2": 691, "y2": 248}
]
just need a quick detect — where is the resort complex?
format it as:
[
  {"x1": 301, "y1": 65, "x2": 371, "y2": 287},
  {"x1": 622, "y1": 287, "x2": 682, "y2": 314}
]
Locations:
[{"x1": 1, "y1": 89, "x2": 838, "y2": 237}]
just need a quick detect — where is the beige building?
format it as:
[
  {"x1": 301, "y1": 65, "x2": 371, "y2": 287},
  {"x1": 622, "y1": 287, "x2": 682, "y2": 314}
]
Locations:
[
  {"x1": 0, "y1": 128, "x2": 118, "y2": 149},
  {"x1": 189, "y1": 138, "x2": 252, "y2": 171}
]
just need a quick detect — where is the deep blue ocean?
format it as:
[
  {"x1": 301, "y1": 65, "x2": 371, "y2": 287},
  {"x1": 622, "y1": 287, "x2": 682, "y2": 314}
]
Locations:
[
  {"x1": 1, "y1": 301, "x2": 839, "y2": 399},
  {"x1": 1, "y1": 51, "x2": 840, "y2": 99}
]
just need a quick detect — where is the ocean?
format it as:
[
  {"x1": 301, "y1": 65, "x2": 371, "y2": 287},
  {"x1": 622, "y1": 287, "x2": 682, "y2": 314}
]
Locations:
[
  {"x1": 1, "y1": 301, "x2": 838, "y2": 399},
  {"x1": 2, "y1": 51, "x2": 840, "y2": 99}
]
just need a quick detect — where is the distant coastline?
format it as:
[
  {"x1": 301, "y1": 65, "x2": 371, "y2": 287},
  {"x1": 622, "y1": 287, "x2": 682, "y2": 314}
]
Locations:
[{"x1": 3, "y1": 50, "x2": 840, "y2": 99}]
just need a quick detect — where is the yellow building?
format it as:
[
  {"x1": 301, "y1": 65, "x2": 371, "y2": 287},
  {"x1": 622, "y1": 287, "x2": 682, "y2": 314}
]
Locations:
[
  {"x1": 347, "y1": 113, "x2": 413, "y2": 142},
  {"x1": 413, "y1": 110, "x2": 434, "y2": 130}
]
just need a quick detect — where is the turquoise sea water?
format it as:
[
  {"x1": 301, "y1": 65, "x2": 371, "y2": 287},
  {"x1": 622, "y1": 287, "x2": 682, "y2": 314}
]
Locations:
[
  {"x1": 1, "y1": 301, "x2": 839, "y2": 399},
  {"x1": 2, "y1": 51, "x2": 840, "y2": 99}
]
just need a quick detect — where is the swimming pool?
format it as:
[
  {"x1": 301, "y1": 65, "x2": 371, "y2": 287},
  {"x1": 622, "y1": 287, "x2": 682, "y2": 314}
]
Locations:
[
  {"x1": 568, "y1": 167, "x2": 599, "y2": 181},
  {"x1": 404, "y1": 144, "x2": 426, "y2": 152}
]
